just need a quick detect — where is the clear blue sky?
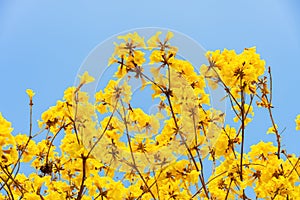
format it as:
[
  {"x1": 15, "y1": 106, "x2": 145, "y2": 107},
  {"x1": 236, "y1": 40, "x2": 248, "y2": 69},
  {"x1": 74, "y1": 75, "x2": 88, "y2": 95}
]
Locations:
[{"x1": 0, "y1": 0, "x2": 300, "y2": 168}]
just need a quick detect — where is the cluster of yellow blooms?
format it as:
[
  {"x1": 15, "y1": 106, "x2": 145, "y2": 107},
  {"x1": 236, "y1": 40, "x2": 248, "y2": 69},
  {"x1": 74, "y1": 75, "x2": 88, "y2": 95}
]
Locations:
[{"x1": 1, "y1": 31, "x2": 300, "y2": 199}]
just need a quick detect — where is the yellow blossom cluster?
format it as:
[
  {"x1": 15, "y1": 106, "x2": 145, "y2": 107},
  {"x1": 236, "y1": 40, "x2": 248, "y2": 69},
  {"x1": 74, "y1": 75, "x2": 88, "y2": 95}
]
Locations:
[
  {"x1": 1, "y1": 31, "x2": 300, "y2": 199},
  {"x1": 201, "y1": 47, "x2": 265, "y2": 98}
]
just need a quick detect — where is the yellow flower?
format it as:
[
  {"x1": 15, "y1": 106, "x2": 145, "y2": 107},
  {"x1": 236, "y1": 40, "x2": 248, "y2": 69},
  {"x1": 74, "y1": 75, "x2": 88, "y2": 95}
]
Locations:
[
  {"x1": 23, "y1": 193, "x2": 40, "y2": 199},
  {"x1": 0, "y1": 112, "x2": 14, "y2": 146},
  {"x1": 15, "y1": 134, "x2": 37, "y2": 162},
  {"x1": 108, "y1": 56, "x2": 118, "y2": 66},
  {"x1": 26, "y1": 89, "x2": 35, "y2": 99},
  {"x1": 79, "y1": 71, "x2": 95, "y2": 84},
  {"x1": 187, "y1": 170, "x2": 200, "y2": 184},
  {"x1": 117, "y1": 32, "x2": 146, "y2": 48},
  {"x1": 266, "y1": 124, "x2": 278, "y2": 134},
  {"x1": 165, "y1": 31, "x2": 174, "y2": 42},
  {"x1": 147, "y1": 31, "x2": 162, "y2": 49},
  {"x1": 149, "y1": 50, "x2": 164, "y2": 64},
  {"x1": 133, "y1": 50, "x2": 146, "y2": 66},
  {"x1": 114, "y1": 64, "x2": 127, "y2": 78},
  {"x1": 249, "y1": 141, "x2": 277, "y2": 162},
  {"x1": 295, "y1": 114, "x2": 300, "y2": 131}
]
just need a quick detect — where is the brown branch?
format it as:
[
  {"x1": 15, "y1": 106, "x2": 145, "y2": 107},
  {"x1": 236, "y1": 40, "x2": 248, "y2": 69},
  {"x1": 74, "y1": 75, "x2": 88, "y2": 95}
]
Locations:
[
  {"x1": 120, "y1": 99, "x2": 157, "y2": 199},
  {"x1": 76, "y1": 155, "x2": 88, "y2": 200}
]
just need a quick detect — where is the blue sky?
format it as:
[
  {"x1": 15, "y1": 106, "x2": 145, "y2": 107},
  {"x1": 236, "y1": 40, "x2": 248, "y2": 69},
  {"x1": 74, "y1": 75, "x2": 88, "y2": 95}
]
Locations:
[{"x1": 0, "y1": 0, "x2": 300, "y2": 184}]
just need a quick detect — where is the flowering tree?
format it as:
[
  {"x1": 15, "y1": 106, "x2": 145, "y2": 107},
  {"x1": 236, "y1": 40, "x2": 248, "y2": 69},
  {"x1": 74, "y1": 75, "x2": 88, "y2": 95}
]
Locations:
[{"x1": 1, "y1": 31, "x2": 300, "y2": 199}]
